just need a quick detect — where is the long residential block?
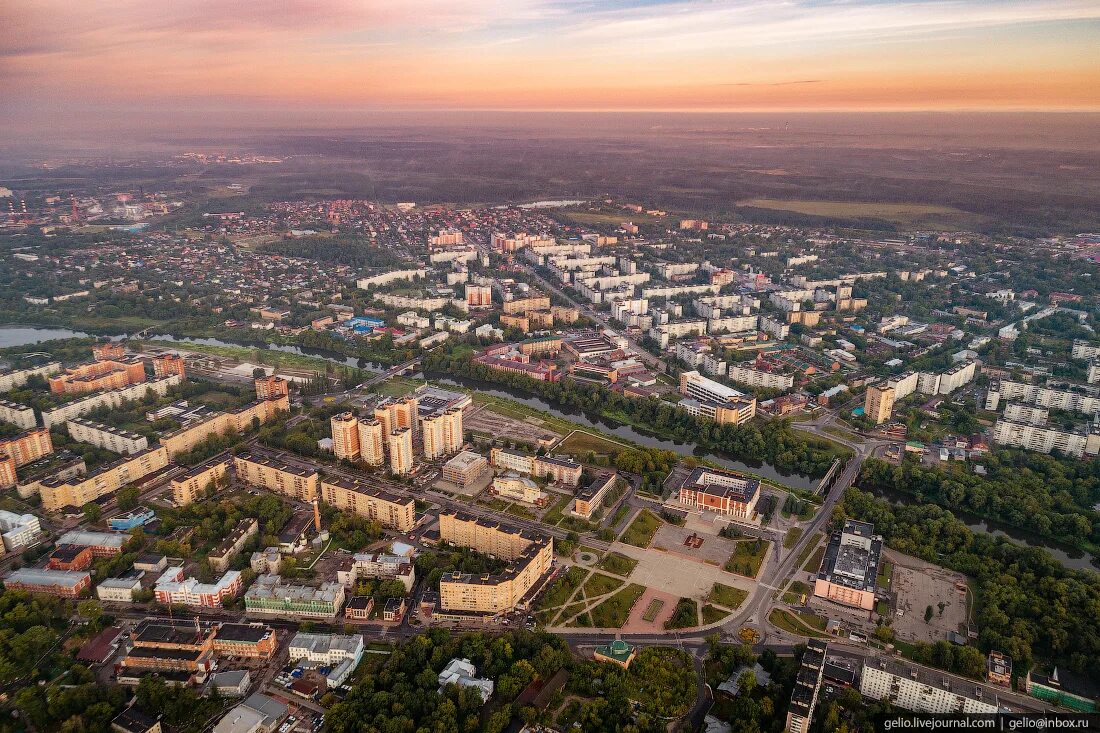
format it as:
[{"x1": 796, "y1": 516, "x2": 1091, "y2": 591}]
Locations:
[
  {"x1": 319, "y1": 476, "x2": 415, "y2": 532},
  {"x1": 66, "y1": 417, "x2": 148, "y2": 455},
  {"x1": 39, "y1": 445, "x2": 169, "y2": 511},
  {"x1": 234, "y1": 451, "x2": 319, "y2": 501},
  {"x1": 41, "y1": 375, "x2": 181, "y2": 428},
  {"x1": 0, "y1": 362, "x2": 61, "y2": 393},
  {"x1": 0, "y1": 399, "x2": 37, "y2": 430}
]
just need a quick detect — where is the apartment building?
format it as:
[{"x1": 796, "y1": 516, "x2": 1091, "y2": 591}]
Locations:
[
  {"x1": 330, "y1": 412, "x2": 360, "y2": 460},
  {"x1": 96, "y1": 573, "x2": 144, "y2": 602},
  {"x1": 159, "y1": 395, "x2": 288, "y2": 457},
  {"x1": 3, "y1": 568, "x2": 91, "y2": 598},
  {"x1": 41, "y1": 375, "x2": 181, "y2": 428},
  {"x1": 152, "y1": 354, "x2": 186, "y2": 379},
  {"x1": 209, "y1": 518, "x2": 259, "y2": 572},
  {"x1": 422, "y1": 408, "x2": 463, "y2": 460},
  {"x1": 986, "y1": 379, "x2": 1100, "y2": 415},
  {"x1": 678, "y1": 466, "x2": 760, "y2": 520},
  {"x1": 437, "y1": 512, "x2": 553, "y2": 614},
  {"x1": 728, "y1": 365, "x2": 795, "y2": 390},
  {"x1": 785, "y1": 640, "x2": 828, "y2": 733},
  {"x1": 680, "y1": 370, "x2": 743, "y2": 404},
  {"x1": 1071, "y1": 339, "x2": 1100, "y2": 361},
  {"x1": 171, "y1": 456, "x2": 230, "y2": 506},
  {"x1": 502, "y1": 295, "x2": 551, "y2": 314},
  {"x1": 0, "y1": 362, "x2": 61, "y2": 393},
  {"x1": 0, "y1": 510, "x2": 41, "y2": 551},
  {"x1": 66, "y1": 417, "x2": 148, "y2": 455},
  {"x1": 49, "y1": 358, "x2": 147, "y2": 395},
  {"x1": 39, "y1": 446, "x2": 169, "y2": 511},
  {"x1": 319, "y1": 476, "x2": 416, "y2": 532},
  {"x1": 254, "y1": 375, "x2": 290, "y2": 400},
  {"x1": 864, "y1": 384, "x2": 896, "y2": 425},
  {"x1": 0, "y1": 428, "x2": 53, "y2": 467},
  {"x1": 571, "y1": 471, "x2": 617, "y2": 520},
  {"x1": 491, "y1": 232, "x2": 556, "y2": 253},
  {"x1": 0, "y1": 456, "x2": 14, "y2": 490},
  {"x1": 813, "y1": 520, "x2": 883, "y2": 611},
  {"x1": 212, "y1": 623, "x2": 278, "y2": 659},
  {"x1": 860, "y1": 658, "x2": 1000, "y2": 714},
  {"x1": 374, "y1": 397, "x2": 419, "y2": 438},
  {"x1": 441, "y1": 451, "x2": 490, "y2": 489},
  {"x1": 992, "y1": 419, "x2": 1100, "y2": 458},
  {"x1": 466, "y1": 283, "x2": 493, "y2": 308},
  {"x1": 92, "y1": 342, "x2": 126, "y2": 361},
  {"x1": 0, "y1": 398, "x2": 37, "y2": 430},
  {"x1": 245, "y1": 574, "x2": 346, "y2": 620},
  {"x1": 387, "y1": 428, "x2": 414, "y2": 475},
  {"x1": 1003, "y1": 402, "x2": 1049, "y2": 426},
  {"x1": 234, "y1": 451, "x2": 319, "y2": 501}
]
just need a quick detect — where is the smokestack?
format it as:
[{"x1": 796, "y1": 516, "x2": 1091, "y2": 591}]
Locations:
[{"x1": 312, "y1": 498, "x2": 321, "y2": 533}]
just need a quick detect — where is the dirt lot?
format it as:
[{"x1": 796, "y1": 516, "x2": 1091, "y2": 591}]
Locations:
[
  {"x1": 889, "y1": 551, "x2": 969, "y2": 644},
  {"x1": 464, "y1": 404, "x2": 562, "y2": 446}
]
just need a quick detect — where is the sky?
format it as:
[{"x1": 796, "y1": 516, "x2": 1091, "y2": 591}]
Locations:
[{"x1": 2, "y1": 0, "x2": 1099, "y2": 126}]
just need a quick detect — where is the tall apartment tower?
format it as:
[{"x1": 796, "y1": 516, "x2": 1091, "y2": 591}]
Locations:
[
  {"x1": 375, "y1": 397, "x2": 419, "y2": 439},
  {"x1": 330, "y1": 412, "x2": 360, "y2": 460},
  {"x1": 422, "y1": 408, "x2": 464, "y2": 460},
  {"x1": 387, "y1": 428, "x2": 414, "y2": 475},
  {"x1": 358, "y1": 418, "x2": 385, "y2": 467},
  {"x1": 864, "y1": 384, "x2": 896, "y2": 425}
]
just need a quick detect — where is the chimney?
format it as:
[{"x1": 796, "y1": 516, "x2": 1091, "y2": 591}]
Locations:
[{"x1": 312, "y1": 499, "x2": 322, "y2": 533}]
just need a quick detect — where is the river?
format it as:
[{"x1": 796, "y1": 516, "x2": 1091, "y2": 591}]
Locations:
[
  {"x1": 3, "y1": 325, "x2": 1096, "y2": 571},
  {"x1": 868, "y1": 485, "x2": 1099, "y2": 572}
]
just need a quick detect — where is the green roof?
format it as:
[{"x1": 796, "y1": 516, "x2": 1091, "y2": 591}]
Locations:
[{"x1": 595, "y1": 639, "x2": 635, "y2": 663}]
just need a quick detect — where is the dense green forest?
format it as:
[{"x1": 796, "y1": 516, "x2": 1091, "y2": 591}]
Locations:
[
  {"x1": 425, "y1": 347, "x2": 848, "y2": 478},
  {"x1": 858, "y1": 452, "x2": 1100, "y2": 552},
  {"x1": 260, "y1": 235, "x2": 408, "y2": 269},
  {"x1": 841, "y1": 488, "x2": 1100, "y2": 676}
]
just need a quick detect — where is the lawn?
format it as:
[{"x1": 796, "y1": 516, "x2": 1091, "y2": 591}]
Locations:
[
  {"x1": 538, "y1": 566, "x2": 588, "y2": 611},
  {"x1": 802, "y1": 544, "x2": 827, "y2": 573},
  {"x1": 768, "y1": 608, "x2": 830, "y2": 638},
  {"x1": 877, "y1": 561, "x2": 894, "y2": 588},
  {"x1": 582, "y1": 572, "x2": 624, "y2": 598},
  {"x1": 781, "y1": 580, "x2": 810, "y2": 605},
  {"x1": 702, "y1": 605, "x2": 730, "y2": 625},
  {"x1": 141, "y1": 339, "x2": 355, "y2": 375},
  {"x1": 737, "y1": 198, "x2": 971, "y2": 224},
  {"x1": 588, "y1": 583, "x2": 646, "y2": 628},
  {"x1": 783, "y1": 527, "x2": 804, "y2": 549},
  {"x1": 597, "y1": 552, "x2": 638, "y2": 578},
  {"x1": 795, "y1": 533, "x2": 823, "y2": 568},
  {"x1": 724, "y1": 539, "x2": 768, "y2": 578},
  {"x1": 708, "y1": 583, "x2": 749, "y2": 610},
  {"x1": 560, "y1": 602, "x2": 591, "y2": 626},
  {"x1": 620, "y1": 510, "x2": 662, "y2": 548},
  {"x1": 555, "y1": 430, "x2": 630, "y2": 459},
  {"x1": 664, "y1": 598, "x2": 699, "y2": 630},
  {"x1": 542, "y1": 495, "x2": 571, "y2": 527},
  {"x1": 641, "y1": 598, "x2": 665, "y2": 623},
  {"x1": 372, "y1": 376, "x2": 419, "y2": 397}
]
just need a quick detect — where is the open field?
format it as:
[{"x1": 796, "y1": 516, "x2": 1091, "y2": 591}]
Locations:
[
  {"x1": 597, "y1": 552, "x2": 638, "y2": 577},
  {"x1": 140, "y1": 339, "x2": 349, "y2": 375},
  {"x1": 702, "y1": 605, "x2": 730, "y2": 625},
  {"x1": 736, "y1": 198, "x2": 986, "y2": 227},
  {"x1": 582, "y1": 572, "x2": 624, "y2": 598},
  {"x1": 555, "y1": 430, "x2": 629, "y2": 459},
  {"x1": 724, "y1": 539, "x2": 768, "y2": 578},
  {"x1": 769, "y1": 608, "x2": 830, "y2": 638},
  {"x1": 783, "y1": 527, "x2": 804, "y2": 549}
]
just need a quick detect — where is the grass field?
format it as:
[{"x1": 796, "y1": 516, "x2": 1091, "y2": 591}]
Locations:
[
  {"x1": 702, "y1": 605, "x2": 730, "y2": 625},
  {"x1": 781, "y1": 580, "x2": 810, "y2": 605},
  {"x1": 538, "y1": 566, "x2": 588, "y2": 611},
  {"x1": 877, "y1": 561, "x2": 894, "y2": 588},
  {"x1": 802, "y1": 544, "x2": 827, "y2": 573},
  {"x1": 641, "y1": 598, "x2": 665, "y2": 623},
  {"x1": 724, "y1": 539, "x2": 768, "y2": 578},
  {"x1": 588, "y1": 584, "x2": 646, "y2": 628},
  {"x1": 737, "y1": 198, "x2": 972, "y2": 224},
  {"x1": 620, "y1": 510, "x2": 662, "y2": 548},
  {"x1": 141, "y1": 339, "x2": 351, "y2": 375},
  {"x1": 597, "y1": 552, "x2": 638, "y2": 577},
  {"x1": 555, "y1": 430, "x2": 630, "y2": 459},
  {"x1": 582, "y1": 573, "x2": 624, "y2": 598},
  {"x1": 708, "y1": 581, "x2": 752, "y2": 607},
  {"x1": 373, "y1": 376, "x2": 419, "y2": 397},
  {"x1": 561, "y1": 210, "x2": 658, "y2": 226},
  {"x1": 783, "y1": 527, "x2": 804, "y2": 549},
  {"x1": 768, "y1": 608, "x2": 830, "y2": 638},
  {"x1": 665, "y1": 598, "x2": 699, "y2": 630},
  {"x1": 709, "y1": 583, "x2": 749, "y2": 610}
]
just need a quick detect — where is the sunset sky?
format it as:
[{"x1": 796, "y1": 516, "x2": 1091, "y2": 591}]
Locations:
[{"x1": 3, "y1": 0, "x2": 1099, "y2": 121}]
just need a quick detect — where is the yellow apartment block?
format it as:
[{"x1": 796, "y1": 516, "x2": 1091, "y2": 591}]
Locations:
[
  {"x1": 160, "y1": 396, "x2": 289, "y2": 457},
  {"x1": 39, "y1": 446, "x2": 169, "y2": 511},
  {"x1": 437, "y1": 512, "x2": 553, "y2": 613},
  {"x1": 171, "y1": 457, "x2": 231, "y2": 507},
  {"x1": 319, "y1": 476, "x2": 415, "y2": 532},
  {"x1": 233, "y1": 451, "x2": 319, "y2": 501}
]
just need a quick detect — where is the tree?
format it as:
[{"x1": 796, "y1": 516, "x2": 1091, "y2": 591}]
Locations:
[
  {"x1": 116, "y1": 486, "x2": 141, "y2": 511},
  {"x1": 82, "y1": 503, "x2": 102, "y2": 523}
]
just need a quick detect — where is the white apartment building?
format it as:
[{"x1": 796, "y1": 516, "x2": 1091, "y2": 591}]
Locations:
[
  {"x1": 288, "y1": 632, "x2": 365, "y2": 667},
  {"x1": 0, "y1": 399, "x2": 37, "y2": 430},
  {"x1": 356, "y1": 269, "x2": 430, "y2": 289},
  {"x1": 986, "y1": 379, "x2": 1100, "y2": 415},
  {"x1": 65, "y1": 417, "x2": 149, "y2": 455},
  {"x1": 0, "y1": 510, "x2": 41, "y2": 551},
  {"x1": 860, "y1": 660, "x2": 1000, "y2": 715},
  {"x1": 96, "y1": 574, "x2": 143, "y2": 602},
  {"x1": 992, "y1": 419, "x2": 1100, "y2": 458},
  {"x1": 680, "y1": 370, "x2": 744, "y2": 404},
  {"x1": 41, "y1": 375, "x2": 181, "y2": 428},
  {"x1": 708, "y1": 315, "x2": 759, "y2": 335},
  {"x1": 1089, "y1": 362, "x2": 1100, "y2": 385},
  {"x1": 1003, "y1": 402, "x2": 1049, "y2": 426},
  {"x1": 0, "y1": 362, "x2": 62, "y2": 393},
  {"x1": 728, "y1": 365, "x2": 794, "y2": 390},
  {"x1": 1071, "y1": 339, "x2": 1100, "y2": 360}
]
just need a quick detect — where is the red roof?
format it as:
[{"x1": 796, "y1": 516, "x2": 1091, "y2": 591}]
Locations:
[{"x1": 77, "y1": 625, "x2": 122, "y2": 663}]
